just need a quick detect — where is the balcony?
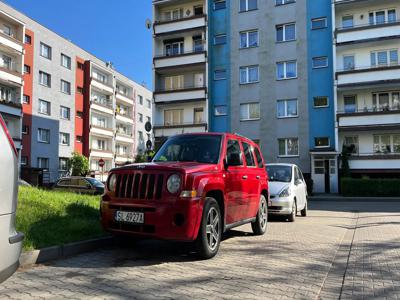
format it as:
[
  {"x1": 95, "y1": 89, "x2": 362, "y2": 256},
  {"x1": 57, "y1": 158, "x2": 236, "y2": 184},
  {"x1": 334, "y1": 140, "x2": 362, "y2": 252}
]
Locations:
[
  {"x1": 336, "y1": 64, "x2": 400, "y2": 89},
  {"x1": 90, "y1": 125, "x2": 114, "y2": 137},
  {"x1": 154, "y1": 85, "x2": 206, "y2": 103},
  {"x1": 336, "y1": 20, "x2": 400, "y2": 45},
  {"x1": 0, "y1": 31, "x2": 23, "y2": 54},
  {"x1": 153, "y1": 14, "x2": 206, "y2": 36},
  {"x1": 0, "y1": 98, "x2": 21, "y2": 116},
  {"x1": 115, "y1": 112, "x2": 134, "y2": 124},
  {"x1": 90, "y1": 98, "x2": 114, "y2": 115},
  {"x1": 0, "y1": 63, "x2": 22, "y2": 86},
  {"x1": 154, "y1": 48, "x2": 207, "y2": 69},
  {"x1": 347, "y1": 153, "x2": 400, "y2": 170},
  {"x1": 91, "y1": 77, "x2": 114, "y2": 95},
  {"x1": 90, "y1": 148, "x2": 113, "y2": 159},
  {"x1": 153, "y1": 122, "x2": 207, "y2": 137},
  {"x1": 115, "y1": 91, "x2": 134, "y2": 106}
]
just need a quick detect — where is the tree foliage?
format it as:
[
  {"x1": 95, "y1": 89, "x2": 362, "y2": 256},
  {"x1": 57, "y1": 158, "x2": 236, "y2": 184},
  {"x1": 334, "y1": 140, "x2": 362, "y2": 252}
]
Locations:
[{"x1": 68, "y1": 152, "x2": 90, "y2": 176}]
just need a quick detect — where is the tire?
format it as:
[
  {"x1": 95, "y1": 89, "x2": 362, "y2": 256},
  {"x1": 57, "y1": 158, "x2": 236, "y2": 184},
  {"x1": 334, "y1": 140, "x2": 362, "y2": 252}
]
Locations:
[
  {"x1": 195, "y1": 197, "x2": 222, "y2": 259},
  {"x1": 251, "y1": 195, "x2": 268, "y2": 235},
  {"x1": 287, "y1": 200, "x2": 296, "y2": 222},
  {"x1": 301, "y1": 198, "x2": 308, "y2": 217}
]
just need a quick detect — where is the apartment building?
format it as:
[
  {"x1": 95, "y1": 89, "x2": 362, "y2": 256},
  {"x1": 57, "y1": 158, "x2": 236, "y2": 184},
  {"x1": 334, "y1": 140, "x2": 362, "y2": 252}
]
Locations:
[
  {"x1": 0, "y1": 2, "x2": 152, "y2": 184},
  {"x1": 152, "y1": 0, "x2": 208, "y2": 149},
  {"x1": 333, "y1": 0, "x2": 400, "y2": 180}
]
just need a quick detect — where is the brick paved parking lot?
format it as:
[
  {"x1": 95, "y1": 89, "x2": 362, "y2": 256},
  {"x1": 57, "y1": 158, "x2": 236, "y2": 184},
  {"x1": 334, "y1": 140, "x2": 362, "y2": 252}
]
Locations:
[{"x1": 1, "y1": 201, "x2": 400, "y2": 300}]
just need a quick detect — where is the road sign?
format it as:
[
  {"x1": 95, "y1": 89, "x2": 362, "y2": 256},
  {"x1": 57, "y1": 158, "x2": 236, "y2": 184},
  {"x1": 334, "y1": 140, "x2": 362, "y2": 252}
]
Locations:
[
  {"x1": 98, "y1": 158, "x2": 105, "y2": 168},
  {"x1": 146, "y1": 140, "x2": 152, "y2": 150},
  {"x1": 145, "y1": 121, "x2": 152, "y2": 132}
]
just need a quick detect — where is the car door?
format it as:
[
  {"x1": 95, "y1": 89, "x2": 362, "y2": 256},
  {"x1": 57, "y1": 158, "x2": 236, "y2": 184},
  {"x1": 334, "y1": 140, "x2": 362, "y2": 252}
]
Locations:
[
  {"x1": 240, "y1": 141, "x2": 259, "y2": 220},
  {"x1": 293, "y1": 167, "x2": 305, "y2": 209},
  {"x1": 224, "y1": 138, "x2": 246, "y2": 225},
  {"x1": 297, "y1": 168, "x2": 307, "y2": 208}
]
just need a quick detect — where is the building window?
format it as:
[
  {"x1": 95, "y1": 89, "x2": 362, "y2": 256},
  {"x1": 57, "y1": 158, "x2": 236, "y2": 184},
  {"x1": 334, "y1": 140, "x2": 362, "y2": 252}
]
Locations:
[
  {"x1": 24, "y1": 34, "x2": 31, "y2": 44},
  {"x1": 194, "y1": 107, "x2": 204, "y2": 123},
  {"x1": 60, "y1": 106, "x2": 70, "y2": 120},
  {"x1": 59, "y1": 158, "x2": 69, "y2": 171},
  {"x1": 343, "y1": 136, "x2": 359, "y2": 154},
  {"x1": 21, "y1": 156, "x2": 28, "y2": 166},
  {"x1": 344, "y1": 95, "x2": 356, "y2": 113},
  {"x1": 315, "y1": 137, "x2": 330, "y2": 148},
  {"x1": 39, "y1": 71, "x2": 51, "y2": 87},
  {"x1": 138, "y1": 113, "x2": 143, "y2": 123},
  {"x1": 373, "y1": 92, "x2": 400, "y2": 111},
  {"x1": 76, "y1": 135, "x2": 83, "y2": 143},
  {"x1": 40, "y1": 42, "x2": 52, "y2": 59},
  {"x1": 276, "y1": 0, "x2": 295, "y2": 5},
  {"x1": 164, "y1": 109, "x2": 183, "y2": 126},
  {"x1": 214, "y1": 0, "x2": 226, "y2": 10},
  {"x1": 214, "y1": 69, "x2": 227, "y2": 80},
  {"x1": 277, "y1": 60, "x2": 297, "y2": 79},
  {"x1": 312, "y1": 56, "x2": 328, "y2": 68},
  {"x1": 373, "y1": 134, "x2": 400, "y2": 154},
  {"x1": 276, "y1": 23, "x2": 296, "y2": 42},
  {"x1": 342, "y1": 15, "x2": 354, "y2": 28},
  {"x1": 369, "y1": 9, "x2": 396, "y2": 25},
  {"x1": 77, "y1": 86, "x2": 83, "y2": 94},
  {"x1": 0, "y1": 85, "x2": 12, "y2": 101},
  {"x1": 37, "y1": 128, "x2": 50, "y2": 143},
  {"x1": 61, "y1": 54, "x2": 71, "y2": 69},
  {"x1": 22, "y1": 125, "x2": 29, "y2": 135},
  {"x1": 92, "y1": 139, "x2": 106, "y2": 151},
  {"x1": 146, "y1": 99, "x2": 151, "y2": 109},
  {"x1": 165, "y1": 75, "x2": 184, "y2": 90},
  {"x1": 23, "y1": 95, "x2": 30, "y2": 104},
  {"x1": 77, "y1": 62, "x2": 84, "y2": 70},
  {"x1": 240, "y1": 30, "x2": 259, "y2": 48},
  {"x1": 76, "y1": 111, "x2": 83, "y2": 118},
  {"x1": 38, "y1": 99, "x2": 51, "y2": 115},
  {"x1": 60, "y1": 80, "x2": 71, "y2": 94},
  {"x1": 371, "y1": 49, "x2": 398, "y2": 67},
  {"x1": 214, "y1": 34, "x2": 227, "y2": 45},
  {"x1": 59, "y1": 132, "x2": 70, "y2": 146},
  {"x1": 138, "y1": 95, "x2": 143, "y2": 105},
  {"x1": 311, "y1": 17, "x2": 327, "y2": 30},
  {"x1": 37, "y1": 157, "x2": 49, "y2": 169},
  {"x1": 277, "y1": 99, "x2": 298, "y2": 118},
  {"x1": 313, "y1": 96, "x2": 329, "y2": 108},
  {"x1": 240, "y1": 0, "x2": 257, "y2": 12},
  {"x1": 2, "y1": 24, "x2": 11, "y2": 36},
  {"x1": 214, "y1": 105, "x2": 227, "y2": 116},
  {"x1": 240, "y1": 103, "x2": 260, "y2": 121},
  {"x1": 164, "y1": 40, "x2": 184, "y2": 56},
  {"x1": 240, "y1": 65, "x2": 259, "y2": 84},
  {"x1": 24, "y1": 65, "x2": 31, "y2": 74},
  {"x1": 343, "y1": 55, "x2": 355, "y2": 70},
  {"x1": 278, "y1": 138, "x2": 299, "y2": 157}
]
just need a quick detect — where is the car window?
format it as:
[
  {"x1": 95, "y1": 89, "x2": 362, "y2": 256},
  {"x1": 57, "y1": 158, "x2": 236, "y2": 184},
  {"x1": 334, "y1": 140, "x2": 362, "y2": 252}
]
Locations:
[
  {"x1": 226, "y1": 139, "x2": 243, "y2": 166},
  {"x1": 58, "y1": 179, "x2": 70, "y2": 186},
  {"x1": 266, "y1": 165, "x2": 292, "y2": 182},
  {"x1": 254, "y1": 146, "x2": 264, "y2": 168},
  {"x1": 70, "y1": 178, "x2": 79, "y2": 186},
  {"x1": 79, "y1": 179, "x2": 89, "y2": 187},
  {"x1": 294, "y1": 168, "x2": 301, "y2": 182},
  {"x1": 299, "y1": 169, "x2": 305, "y2": 181},
  {"x1": 242, "y1": 142, "x2": 256, "y2": 167}
]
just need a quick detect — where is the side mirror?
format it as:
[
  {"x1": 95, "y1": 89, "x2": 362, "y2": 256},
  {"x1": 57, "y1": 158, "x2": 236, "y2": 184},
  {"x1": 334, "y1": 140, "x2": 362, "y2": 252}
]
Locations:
[
  {"x1": 223, "y1": 158, "x2": 228, "y2": 170},
  {"x1": 295, "y1": 179, "x2": 302, "y2": 186}
]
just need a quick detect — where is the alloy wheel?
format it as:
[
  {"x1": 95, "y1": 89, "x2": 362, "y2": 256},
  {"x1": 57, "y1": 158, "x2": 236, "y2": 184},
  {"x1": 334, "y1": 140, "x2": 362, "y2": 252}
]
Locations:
[{"x1": 205, "y1": 207, "x2": 220, "y2": 251}]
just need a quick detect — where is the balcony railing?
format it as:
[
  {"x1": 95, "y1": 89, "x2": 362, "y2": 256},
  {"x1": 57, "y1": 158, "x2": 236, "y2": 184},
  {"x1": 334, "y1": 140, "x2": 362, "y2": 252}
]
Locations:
[
  {"x1": 116, "y1": 111, "x2": 133, "y2": 118},
  {"x1": 0, "y1": 31, "x2": 23, "y2": 46},
  {"x1": 116, "y1": 90, "x2": 134, "y2": 100},
  {"x1": 154, "y1": 46, "x2": 206, "y2": 59},
  {"x1": 336, "y1": 19, "x2": 400, "y2": 32},
  {"x1": 347, "y1": 152, "x2": 400, "y2": 159},
  {"x1": 115, "y1": 129, "x2": 133, "y2": 137},
  {"x1": 154, "y1": 121, "x2": 207, "y2": 129},
  {"x1": 337, "y1": 104, "x2": 400, "y2": 115},
  {"x1": 154, "y1": 13, "x2": 206, "y2": 25},
  {"x1": 91, "y1": 77, "x2": 113, "y2": 88},
  {"x1": 0, "y1": 98, "x2": 21, "y2": 108},
  {"x1": 91, "y1": 98, "x2": 113, "y2": 108},
  {"x1": 336, "y1": 62, "x2": 400, "y2": 73},
  {"x1": 154, "y1": 84, "x2": 206, "y2": 93}
]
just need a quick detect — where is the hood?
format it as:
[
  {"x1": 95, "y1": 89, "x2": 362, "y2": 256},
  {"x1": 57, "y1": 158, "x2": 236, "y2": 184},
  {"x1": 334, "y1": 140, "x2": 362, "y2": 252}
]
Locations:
[
  {"x1": 269, "y1": 181, "x2": 290, "y2": 196},
  {"x1": 113, "y1": 162, "x2": 219, "y2": 174}
]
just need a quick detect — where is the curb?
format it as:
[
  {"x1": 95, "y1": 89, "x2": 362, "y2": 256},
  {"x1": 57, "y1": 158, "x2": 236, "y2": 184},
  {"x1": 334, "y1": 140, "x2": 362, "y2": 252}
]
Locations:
[
  {"x1": 19, "y1": 236, "x2": 114, "y2": 268},
  {"x1": 309, "y1": 196, "x2": 400, "y2": 202}
]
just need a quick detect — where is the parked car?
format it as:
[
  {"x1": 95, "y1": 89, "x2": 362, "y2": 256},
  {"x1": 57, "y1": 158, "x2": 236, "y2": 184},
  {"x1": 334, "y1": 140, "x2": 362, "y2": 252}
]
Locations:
[
  {"x1": 266, "y1": 163, "x2": 308, "y2": 222},
  {"x1": 101, "y1": 133, "x2": 269, "y2": 259},
  {"x1": 53, "y1": 177, "x2": 104, "y2": 195},
  {"x1": 0, "y1": 115, "x2": 24, "y2": 283}
]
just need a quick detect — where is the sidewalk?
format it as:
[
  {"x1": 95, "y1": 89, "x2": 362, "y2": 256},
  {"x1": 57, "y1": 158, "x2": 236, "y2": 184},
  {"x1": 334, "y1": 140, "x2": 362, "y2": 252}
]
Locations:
[{"x1": 310, "y1": 194, "x2": 400, "y2": 202}]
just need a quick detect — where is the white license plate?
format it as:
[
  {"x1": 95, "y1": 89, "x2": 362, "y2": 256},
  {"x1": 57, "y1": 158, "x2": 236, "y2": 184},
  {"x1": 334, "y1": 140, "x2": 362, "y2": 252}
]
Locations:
[{"x1": 115, "y1": 211, "x2": 144, "y2": 224}]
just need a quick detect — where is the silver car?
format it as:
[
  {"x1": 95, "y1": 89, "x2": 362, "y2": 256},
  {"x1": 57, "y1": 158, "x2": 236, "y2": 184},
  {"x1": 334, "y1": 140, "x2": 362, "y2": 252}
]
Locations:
[
  {"x1": 266, "y1": 163, "x2": 308, "y2": 222},
  {"x1": 0, "y1": 115, "x2": 24, "y2": 283}
]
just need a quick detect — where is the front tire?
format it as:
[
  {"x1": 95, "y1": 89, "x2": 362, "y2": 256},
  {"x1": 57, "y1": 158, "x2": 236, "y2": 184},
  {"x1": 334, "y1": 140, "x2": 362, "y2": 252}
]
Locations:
[
  {"x1": 195, "y1": 197, "x2": 222, "y2": 259},
  {"x1": 301, "y1": 198, "x2": 308, "y2": 217},
  {"x1": 287, "y1": 200, "x2": 296, "y2": 222},
  {"x1": 251, "y1": 195, "x2": 268, "y2": 235}
]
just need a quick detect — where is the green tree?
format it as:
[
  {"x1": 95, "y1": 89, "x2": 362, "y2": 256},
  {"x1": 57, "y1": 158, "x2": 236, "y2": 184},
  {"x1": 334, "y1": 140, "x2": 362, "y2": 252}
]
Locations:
[
  {"x1": 340, "y1": 144, "x2": 354, "y2": 178},
  {"x1": 68, "y1": 152, "x2": 89, "y2": 176}
]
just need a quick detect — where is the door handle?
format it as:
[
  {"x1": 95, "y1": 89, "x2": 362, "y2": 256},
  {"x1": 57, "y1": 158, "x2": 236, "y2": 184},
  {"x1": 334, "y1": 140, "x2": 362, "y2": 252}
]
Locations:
[
  {"x1": 256, "y1": 175, "x2": 260, "y2": 179},
  {"x1": 242, "y1": 175, "x2": 248, "y2": 179}
]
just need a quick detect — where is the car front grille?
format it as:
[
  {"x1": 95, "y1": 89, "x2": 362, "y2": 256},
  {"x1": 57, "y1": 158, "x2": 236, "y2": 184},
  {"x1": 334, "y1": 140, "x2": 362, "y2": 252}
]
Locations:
[{"x1": 115, "y1": 172, "x2": 164, "y2": 200}]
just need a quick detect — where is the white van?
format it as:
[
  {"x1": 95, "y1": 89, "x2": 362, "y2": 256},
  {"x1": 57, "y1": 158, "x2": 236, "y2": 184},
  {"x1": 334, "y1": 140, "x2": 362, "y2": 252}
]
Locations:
[{"x1": 0, "y1": 115, "x2": 23, "y2": 283}]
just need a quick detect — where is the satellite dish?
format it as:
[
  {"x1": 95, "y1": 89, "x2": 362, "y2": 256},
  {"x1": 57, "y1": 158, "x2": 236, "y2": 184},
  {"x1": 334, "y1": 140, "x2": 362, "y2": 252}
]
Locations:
[{"x1": 145, "y1": 19, "x2": 152, "y2": 30}]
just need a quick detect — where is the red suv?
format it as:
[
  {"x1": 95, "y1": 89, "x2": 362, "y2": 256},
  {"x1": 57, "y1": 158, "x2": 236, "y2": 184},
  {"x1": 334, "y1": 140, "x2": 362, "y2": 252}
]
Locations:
[{"x1": 101, "y1": 133, "x2": 269, "y2": 258}]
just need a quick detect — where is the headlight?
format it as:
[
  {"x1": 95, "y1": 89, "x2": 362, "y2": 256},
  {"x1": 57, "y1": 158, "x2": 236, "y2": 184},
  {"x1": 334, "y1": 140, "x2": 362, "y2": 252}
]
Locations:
[
  {"x1": 279, "y1": 187, "x2": 291, "y2": 198},
  {"x1": 167, "y1": 174, "x2": 181, "y2": 194},
  {"x1": 108, "y1": 173, "x2": 117, "y2": 192}
]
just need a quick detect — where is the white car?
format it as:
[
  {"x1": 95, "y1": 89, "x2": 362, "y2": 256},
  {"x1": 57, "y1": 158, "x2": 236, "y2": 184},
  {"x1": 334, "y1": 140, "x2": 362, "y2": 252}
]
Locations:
[
  {"x1": 266, "y1": 163, "x2": 308, "y2": 222},
  {"x1": 0, "y1": 115, "x2": 24, "y2": 283}
]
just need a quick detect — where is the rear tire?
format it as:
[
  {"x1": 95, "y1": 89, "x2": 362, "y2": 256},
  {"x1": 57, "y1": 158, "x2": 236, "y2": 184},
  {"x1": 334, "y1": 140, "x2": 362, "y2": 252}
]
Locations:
[
  {"x1": 301, "y1": 198, "x2": 308, "y2": 217},
  {"x1": 287, "y1": 200, "x2": 296, "y2": 222},
  {"x1": 251, "y1": 195, "x2": 268, "y2": 235},
  {"x1": 195, "y1": 197, "x2": 222, "y2": 259}
]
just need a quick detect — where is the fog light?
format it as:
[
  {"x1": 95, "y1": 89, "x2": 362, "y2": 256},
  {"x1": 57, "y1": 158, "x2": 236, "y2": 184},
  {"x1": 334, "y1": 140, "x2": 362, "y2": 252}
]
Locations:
[{"x1": 174, "y1": 213, "x2": 185, "y2": 227}]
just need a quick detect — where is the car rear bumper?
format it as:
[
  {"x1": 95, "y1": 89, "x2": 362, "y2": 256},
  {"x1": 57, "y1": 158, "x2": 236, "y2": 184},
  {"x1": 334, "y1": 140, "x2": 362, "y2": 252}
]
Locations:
[
  {"x1": 101, "y1": 197, "x2": 203, "y2": 241},
  {"x1": 268, "y1": 196, "x2": 293, "y2": 215}
]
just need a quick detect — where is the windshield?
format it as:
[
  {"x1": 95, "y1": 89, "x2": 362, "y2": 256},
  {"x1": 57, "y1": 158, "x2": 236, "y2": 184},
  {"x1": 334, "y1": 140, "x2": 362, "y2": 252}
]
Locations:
[
  {"x1": 153, "y1": 135, "x2": 222, "y2": 164},
  {"x1": 86, "y1": 178, "x2": 104, "y2": 187},
  {"x1": 266, "y1": 165, "x2": 292, "y2": 183}
]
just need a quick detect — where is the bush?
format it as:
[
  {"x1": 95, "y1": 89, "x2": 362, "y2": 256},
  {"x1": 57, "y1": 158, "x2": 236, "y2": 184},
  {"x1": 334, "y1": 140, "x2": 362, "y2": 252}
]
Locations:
[
  {"x1": 68, "y1": 152, "x2": 89, "y2": 176},
  {"x1": 341, "y1": 178, "x2": 400, "y2": 197}
]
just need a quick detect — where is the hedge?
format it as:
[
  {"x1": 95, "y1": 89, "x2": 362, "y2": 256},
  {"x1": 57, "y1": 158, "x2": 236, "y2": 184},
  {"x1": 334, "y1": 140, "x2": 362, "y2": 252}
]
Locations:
[{"x1": 341, "y1": 178, "x2": 400, "y2": 197}]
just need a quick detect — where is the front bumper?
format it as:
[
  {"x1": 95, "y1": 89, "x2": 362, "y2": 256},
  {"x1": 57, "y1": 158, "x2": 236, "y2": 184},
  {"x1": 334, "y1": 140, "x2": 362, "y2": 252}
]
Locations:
[
  {"x1": 268, "y1": 196, "x2": 293, "y2": 215},
  {"x1": 101, "y1": 197, "x2": 203, "y2": 242}
]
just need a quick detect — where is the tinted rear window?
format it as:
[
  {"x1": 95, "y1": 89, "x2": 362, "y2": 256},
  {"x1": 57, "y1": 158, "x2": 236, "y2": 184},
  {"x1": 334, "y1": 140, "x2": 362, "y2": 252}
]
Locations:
[
  {"x1": 242, "y1": 142, "x2": 255, "y2": 167},
  {"x1": 254, "y1": 147, "x2": 264, "y2": 168}
]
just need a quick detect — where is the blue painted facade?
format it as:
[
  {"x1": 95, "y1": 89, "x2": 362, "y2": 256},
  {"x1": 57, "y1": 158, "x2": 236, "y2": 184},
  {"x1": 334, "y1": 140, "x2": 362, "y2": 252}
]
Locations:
[
  {"x1": 306, "y1": 0, "x2": 336, "y2": 150},
  {"x1": 208, "y1": 1, "x2": 230, "y2": 132}
]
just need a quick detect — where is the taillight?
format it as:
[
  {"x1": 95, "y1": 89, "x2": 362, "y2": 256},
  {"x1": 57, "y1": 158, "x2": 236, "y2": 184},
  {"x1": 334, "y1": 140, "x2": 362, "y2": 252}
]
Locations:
[{"x1": 0, "y1": 115, "x2": 17, "y2": 157}]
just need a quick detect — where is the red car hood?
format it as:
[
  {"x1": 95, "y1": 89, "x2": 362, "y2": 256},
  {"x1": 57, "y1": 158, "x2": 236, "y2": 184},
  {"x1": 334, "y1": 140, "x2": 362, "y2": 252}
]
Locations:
[{"x1": 114, "y1": 162, "x2": 219, "y2": 174}]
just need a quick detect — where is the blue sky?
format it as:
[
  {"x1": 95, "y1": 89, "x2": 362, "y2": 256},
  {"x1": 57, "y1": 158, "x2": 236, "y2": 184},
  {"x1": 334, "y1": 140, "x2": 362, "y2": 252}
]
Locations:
[{"x1": 4, "y1": 0, "x2": 153, "y2": 89}]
